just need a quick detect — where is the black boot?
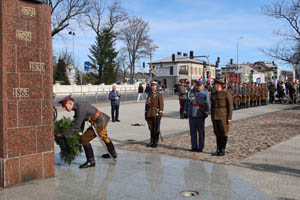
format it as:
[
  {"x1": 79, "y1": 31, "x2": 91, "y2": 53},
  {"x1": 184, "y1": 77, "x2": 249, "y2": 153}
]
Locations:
[
  {"x1": 218, "y1": 136, "x2": 227, "y2": 156},
  {"x1": 212, "y1": 136, "x2": 221, "y2": 156},
  {"x1": 146, "y1": 131, "x2": 154, "y2": 147},
  {"x1": 105, "y1": 141, "x2": 117, "y2": 158},
  {"x1": 151, "y1": 134, "x2": 158, "y2": 148},
  {"x1": 79, "y1": 144, "x2": 96, "y2": 168}
]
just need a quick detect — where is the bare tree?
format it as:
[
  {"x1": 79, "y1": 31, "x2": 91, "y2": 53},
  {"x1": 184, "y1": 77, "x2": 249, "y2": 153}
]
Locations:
[
  {"x1": 85, "y1": 0, "x2": 127, "y2": 83},
  {"x1": 85, "y1": 0, "x2": 127, "y2": 36},
  {"x1": 119, "y1": 17, "x2": 156, "y2": 84},
  {"x1": 46, "y1": 0, "x2": 91, "y2": 37},
  {"x1": 59, "y1": 49, "x2": 74, "y2": 65},
  {"x1": 262, "y1": 0, "x2": 300, "y2": 64},
  {"x1": 116, "y1": 49, "x2": 130, "y2": 83}
]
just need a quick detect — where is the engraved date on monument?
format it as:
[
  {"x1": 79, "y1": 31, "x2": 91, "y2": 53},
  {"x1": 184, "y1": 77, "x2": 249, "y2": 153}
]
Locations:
[
  {"x1": 21, "y1": 6, "x2": 36, "y2": 17},
  {"x1": 13, "y1": 88, "x2": 30, "y2": 97},
  {"x1": 16, "y1": 30, "x2": 32, "y2": 41},
  {"x1": 30, "y1": 62, "x2": 45, "y2": 72}
]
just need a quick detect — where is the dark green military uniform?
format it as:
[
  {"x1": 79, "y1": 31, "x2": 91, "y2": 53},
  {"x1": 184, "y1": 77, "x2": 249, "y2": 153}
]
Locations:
[
  {"x1": 145, "y1": 86, "x2": 164, "y2": 148},
  {"x1": 210, "y1": 81, "x2": 233, "y2": 156}
]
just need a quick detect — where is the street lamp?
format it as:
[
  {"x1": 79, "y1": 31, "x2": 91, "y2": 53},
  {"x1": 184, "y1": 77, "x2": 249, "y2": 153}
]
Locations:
[
  {"x1": 68, "y1": 31, "x2": 83, "y2": 98},
  {"x1": 68, "y1": 31, "x2": 75, "y2": 65},
  {"x1": 237, "y1": 35, "x2": 244, "y2": 82}
]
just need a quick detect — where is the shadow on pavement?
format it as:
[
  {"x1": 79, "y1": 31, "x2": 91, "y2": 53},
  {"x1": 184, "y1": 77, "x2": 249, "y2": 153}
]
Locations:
[
  {"x1": 234, "y1": 162, "x2": 300, "y2": 178},
  {"x1": 163, "y1": 111, "x2": 181, "y2": 119}
]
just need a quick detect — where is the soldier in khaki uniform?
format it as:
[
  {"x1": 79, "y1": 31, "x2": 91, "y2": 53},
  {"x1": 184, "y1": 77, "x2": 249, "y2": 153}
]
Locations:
[
  {"x1": 145, "y1": 81, "x2": 164, "y2": 148},
  {"x1": 250, "y1": 82, "x2": 255, "y2": 107},
  {"x1": 211, "y1": 79, "x2": 233, "y2": 156},
  {"x1": 233, "y1": 83, "x2": 239, "y2": 110},
  {"x1": 261, "y1": 83, "x2": 267, "y2": 105},
  {"x1": 246, "y1": 82, "x2": 251, "y2": 108},
  {"x1": 240, "y1": 83, "x2": 247, "y2": 109},
  {"x1": 254, "y1": 82, "x2": 260, "y2": 106},
  {"x1": 178, "y1": 80, "x2": 188, "y2": 119}
]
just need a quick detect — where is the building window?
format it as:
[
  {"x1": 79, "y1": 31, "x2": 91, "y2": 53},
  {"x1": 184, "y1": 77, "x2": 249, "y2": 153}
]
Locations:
[
  {"x1": 170, "y1": 66, "x2": 173, "y2": 75},
  {"x1": 179, "y1": 65, "x2": 188, "y2": 75}
]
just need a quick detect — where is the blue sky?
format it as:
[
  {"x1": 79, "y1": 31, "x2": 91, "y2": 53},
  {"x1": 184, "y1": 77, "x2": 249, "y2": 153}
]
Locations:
[{"x1": 52, "y1": 0, "x2": 291, "y2": 72}]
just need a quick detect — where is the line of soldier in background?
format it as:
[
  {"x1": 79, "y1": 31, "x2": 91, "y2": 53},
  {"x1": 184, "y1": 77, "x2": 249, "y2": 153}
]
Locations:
[{"x1": 225, "y1": 82, "x2": 269, "y2": 110}]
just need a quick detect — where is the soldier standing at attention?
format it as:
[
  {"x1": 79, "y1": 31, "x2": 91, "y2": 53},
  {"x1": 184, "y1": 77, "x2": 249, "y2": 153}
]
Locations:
[
  {"x1": 255, "y1": 82, "x2": 260, "y2": 106},
  {"x1": 241, "y1": 83, "x2": 247, "y2": 109},
  {"x1": 268, "y1": 82, "x2": 276, "y2": 104},
  {"x1": 233, "y1": 82, "x2": 239, "y2": 110},
  {"x1": 183, "y1": 80, "x2": 210, "y2": 152},
  {"x1": 250, "y1": 82, "x2": 255, "y2": 107},
  {"x1": 178, "y1": 80, "x2": 188, "y2": 119},
  {"x1": 57, "y1": 96, "x2": 117, "y2": 168},
  {"x1": 246, "y1": 82, "x2": 251, "y2": 108},
  {"x1": 145, "y1": 81, "x2": 164, "y2": 148},
  {"x1": 210, "y1": 79, "x2": 233, "y2": 156}
]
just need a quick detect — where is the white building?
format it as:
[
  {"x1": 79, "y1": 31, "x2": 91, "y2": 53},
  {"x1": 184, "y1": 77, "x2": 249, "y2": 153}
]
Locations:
[{"x1": 150, "y1": 53, "x2": 216, "y2": 88}]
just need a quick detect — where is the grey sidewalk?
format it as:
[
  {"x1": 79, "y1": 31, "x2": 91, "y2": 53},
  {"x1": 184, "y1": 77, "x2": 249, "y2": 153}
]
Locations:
[
  {"x1": 226, "y1": 134, "x2": 300, "y2": 200},
  {"x1": 0, "y1": 147, "x2": 273, "y2": 200}
]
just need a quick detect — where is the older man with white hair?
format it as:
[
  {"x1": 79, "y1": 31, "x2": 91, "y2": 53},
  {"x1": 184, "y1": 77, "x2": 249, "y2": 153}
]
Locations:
[{"x1": 109, "y1": 84, "x2": 121, "y2": 122}]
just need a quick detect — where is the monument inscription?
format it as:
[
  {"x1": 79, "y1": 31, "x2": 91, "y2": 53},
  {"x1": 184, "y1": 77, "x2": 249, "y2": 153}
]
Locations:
[
  {"x1": 1, "y1": 0, "x2": 54, "y2": 188},
  {"x1": 13, "y1": 88, "x2": 30, "y2": 97},
  {"x1": 30, "y1": 62, "x2": 45, "y2": 72},
  {"x1": 16, "y1": 30, "x2": 31, "y2": 41},
  {"x1": 21, "y1": 6, "x2": 36, "y2": 17}
]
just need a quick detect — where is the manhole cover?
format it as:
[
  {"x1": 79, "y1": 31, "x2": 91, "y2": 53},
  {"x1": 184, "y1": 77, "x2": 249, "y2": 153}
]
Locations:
[
  {"x1": 180, "y1": 190, "x2": 199, "y2": 197},
  {"x1": 137, "y1": 161, "x2": 151, "y2": 165},
  {"x1": 126, "y1": 139, "x2": 136, "y2": 142}
]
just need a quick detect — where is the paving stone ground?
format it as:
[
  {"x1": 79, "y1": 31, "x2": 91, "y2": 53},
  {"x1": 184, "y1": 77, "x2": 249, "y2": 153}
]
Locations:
[{"x1": 118, "y1": 106, "x2": 300, "y2": 165}]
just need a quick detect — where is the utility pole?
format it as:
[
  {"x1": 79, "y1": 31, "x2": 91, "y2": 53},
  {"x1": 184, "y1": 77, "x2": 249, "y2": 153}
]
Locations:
[
  {"x1": 236, "y1": 36, "x2": 244, "y2": 83},
  {"x1": 69, "y1": 31, "x2": 83, "y2": 98}
]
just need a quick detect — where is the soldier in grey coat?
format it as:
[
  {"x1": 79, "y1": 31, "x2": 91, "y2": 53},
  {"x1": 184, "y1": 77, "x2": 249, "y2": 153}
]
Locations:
[
  {"x1": 58, "y1": 96, "x2": 117, "y2": 168},
  {"x1": 184, "y1": 80, "x2": 210, "y2": 152}
]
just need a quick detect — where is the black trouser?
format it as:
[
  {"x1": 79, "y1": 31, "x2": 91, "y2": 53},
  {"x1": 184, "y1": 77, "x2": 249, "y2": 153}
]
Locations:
[
  {"x1": 147, "y1": 117, "x2": 161, "y2": 142},
  {"x1": 179, "y1": 99, "x2": 186, "y2": 118},
  {"x1": 189, "y1": 117, "x2": 205, "y2": 150},
  {"x1": 111, "y1": 104, "x2": 119, "y2": 121}
]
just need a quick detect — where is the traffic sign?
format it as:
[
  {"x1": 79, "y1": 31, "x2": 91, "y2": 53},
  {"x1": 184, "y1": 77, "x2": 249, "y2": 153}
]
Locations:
[{"x1": 84, "y1": 61, "x2": 90, "y2": 71}]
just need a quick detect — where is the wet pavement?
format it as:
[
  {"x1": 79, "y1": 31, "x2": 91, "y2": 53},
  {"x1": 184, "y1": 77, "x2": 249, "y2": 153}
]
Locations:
[{"x1": 0, "y1": 146, "x2": 273, "y2": 200}]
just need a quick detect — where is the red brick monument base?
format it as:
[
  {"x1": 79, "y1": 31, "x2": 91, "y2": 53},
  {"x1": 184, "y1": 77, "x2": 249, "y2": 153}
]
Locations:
[{"x1": 0, "y1": 0, "x2": 54, "y2": 187}]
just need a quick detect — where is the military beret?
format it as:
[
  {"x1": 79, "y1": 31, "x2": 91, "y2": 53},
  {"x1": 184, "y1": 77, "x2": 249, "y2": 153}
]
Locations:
[
  {"x1": 213, "y1": 78, "x2": 224, "y2": 86},
  {"x1": 58, "y1": 95, "x2": 74, "y2": 107}
]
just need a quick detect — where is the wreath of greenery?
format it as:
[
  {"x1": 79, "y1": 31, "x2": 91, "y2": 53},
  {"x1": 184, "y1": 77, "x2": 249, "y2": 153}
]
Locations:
[{"x1": 54, "y1": 117, "x2": 83, "y2": 165}]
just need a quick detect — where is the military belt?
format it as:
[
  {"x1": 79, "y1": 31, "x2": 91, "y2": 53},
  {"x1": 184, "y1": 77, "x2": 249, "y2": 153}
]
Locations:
[
  {"x1": 91, "y1": 111, "x2": 101, "y2": 122},
  {"x1": 193, "y1": 104, "x2": 204, "y2": 108}
]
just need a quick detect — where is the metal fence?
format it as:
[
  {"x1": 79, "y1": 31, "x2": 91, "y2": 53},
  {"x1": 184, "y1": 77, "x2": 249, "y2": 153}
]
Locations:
[{"x1": 54, "y1": 88, "x2": 177, "y2": 106}]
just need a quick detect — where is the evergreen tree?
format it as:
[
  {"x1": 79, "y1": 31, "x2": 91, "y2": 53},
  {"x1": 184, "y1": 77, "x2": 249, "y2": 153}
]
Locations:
[
  {"x1": 53, "y1": 57, "x2": 70, "y2": 85},
  {"x1": 75, "y1": 70, "x2": 82, "y2": 85},
  {"x1": 88, "y1": 28, "x2": 118, "y2": 84}
]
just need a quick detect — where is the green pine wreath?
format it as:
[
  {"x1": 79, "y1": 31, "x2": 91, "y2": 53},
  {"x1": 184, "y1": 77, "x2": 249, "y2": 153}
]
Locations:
[{"x1": 54, "y1": 117, "x2": 83, "y2": 165}]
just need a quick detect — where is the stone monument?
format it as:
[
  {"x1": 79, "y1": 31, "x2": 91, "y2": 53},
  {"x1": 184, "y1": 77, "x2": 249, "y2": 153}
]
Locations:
[{"x1": 0, "y1": 0, "x2": 54, "y2": 187}]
